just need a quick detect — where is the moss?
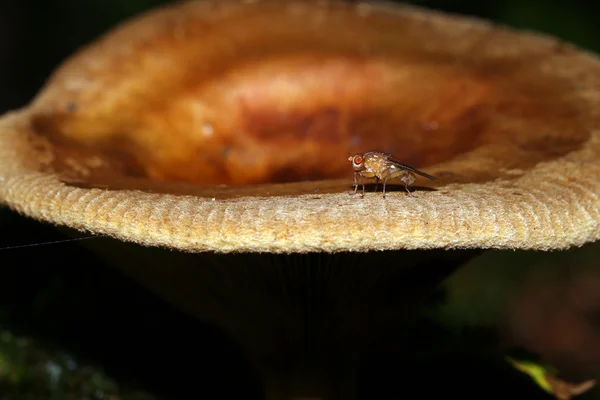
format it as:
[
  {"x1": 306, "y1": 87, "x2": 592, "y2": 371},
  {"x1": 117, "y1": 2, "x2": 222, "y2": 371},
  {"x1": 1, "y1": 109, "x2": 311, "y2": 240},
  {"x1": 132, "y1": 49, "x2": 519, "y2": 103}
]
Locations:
[{"x1": 0, "y1": 326, "x2": 158, "y2": 400}]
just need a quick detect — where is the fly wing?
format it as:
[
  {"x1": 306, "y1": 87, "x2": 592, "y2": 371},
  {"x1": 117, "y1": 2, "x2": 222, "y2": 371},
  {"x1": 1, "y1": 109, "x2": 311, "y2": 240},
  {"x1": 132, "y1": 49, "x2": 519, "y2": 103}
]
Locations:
[{"x1": 388, "y1": 157, "x2": 437, "y2": 180}]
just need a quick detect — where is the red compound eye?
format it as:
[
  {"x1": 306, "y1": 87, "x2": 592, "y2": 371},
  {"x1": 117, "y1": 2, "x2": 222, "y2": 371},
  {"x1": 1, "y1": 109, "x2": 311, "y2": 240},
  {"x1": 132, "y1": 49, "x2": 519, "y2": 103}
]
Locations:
[{"x1": 353, "y1": 156, "x2": 363, "y2": 164}]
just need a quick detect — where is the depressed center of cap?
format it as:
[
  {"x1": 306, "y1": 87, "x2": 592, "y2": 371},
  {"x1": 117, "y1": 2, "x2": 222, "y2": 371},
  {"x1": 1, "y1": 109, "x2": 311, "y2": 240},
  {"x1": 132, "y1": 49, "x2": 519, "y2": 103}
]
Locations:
[{"x1": 26, "y1": 0, "x2": 588, "y2": 198}]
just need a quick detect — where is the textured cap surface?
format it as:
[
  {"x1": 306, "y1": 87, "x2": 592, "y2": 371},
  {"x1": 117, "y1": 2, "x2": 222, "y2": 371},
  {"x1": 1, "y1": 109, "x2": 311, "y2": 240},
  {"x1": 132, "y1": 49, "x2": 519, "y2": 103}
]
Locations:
[{"x1": 1, "y1": 0, "x2": 600, "y2": 253}]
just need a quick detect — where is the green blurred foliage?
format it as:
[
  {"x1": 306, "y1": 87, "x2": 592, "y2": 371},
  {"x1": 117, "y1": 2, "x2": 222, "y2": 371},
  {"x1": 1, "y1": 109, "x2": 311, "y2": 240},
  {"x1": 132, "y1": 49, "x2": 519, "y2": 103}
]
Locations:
[{"x1": 0, "y1": 327, "x2": 157, "y2": 400}]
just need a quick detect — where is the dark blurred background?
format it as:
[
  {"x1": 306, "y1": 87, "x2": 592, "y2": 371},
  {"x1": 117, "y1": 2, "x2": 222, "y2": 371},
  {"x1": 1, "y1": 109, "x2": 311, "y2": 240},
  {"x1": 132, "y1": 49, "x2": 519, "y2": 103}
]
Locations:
[
  {"x1": 1, "y1": 0, "x2": 600, "y2": 114},
  {"x1": 1, "y1": 0, "x2": 600, "y2": 399}
]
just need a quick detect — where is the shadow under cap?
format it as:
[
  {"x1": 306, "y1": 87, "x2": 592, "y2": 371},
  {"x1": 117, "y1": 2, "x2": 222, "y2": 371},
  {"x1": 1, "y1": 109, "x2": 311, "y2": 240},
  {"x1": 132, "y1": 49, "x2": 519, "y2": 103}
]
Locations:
[{"x1": 1, "y1": 0, "x2": 600, "y2": 253}]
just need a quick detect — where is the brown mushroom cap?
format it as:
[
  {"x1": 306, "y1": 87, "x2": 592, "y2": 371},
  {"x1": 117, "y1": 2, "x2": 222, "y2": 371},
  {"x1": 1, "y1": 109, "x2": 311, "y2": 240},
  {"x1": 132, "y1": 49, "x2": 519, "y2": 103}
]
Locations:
[{"x1": 1, "y1": 0, "x2": 600, "y2": 253}]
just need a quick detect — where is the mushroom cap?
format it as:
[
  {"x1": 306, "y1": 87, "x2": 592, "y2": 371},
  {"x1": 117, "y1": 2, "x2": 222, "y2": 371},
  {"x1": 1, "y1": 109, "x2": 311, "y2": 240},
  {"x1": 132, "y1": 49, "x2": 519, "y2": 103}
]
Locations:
[{"x1": 1, "y1": 0, "x2": 600, "y2": 253}]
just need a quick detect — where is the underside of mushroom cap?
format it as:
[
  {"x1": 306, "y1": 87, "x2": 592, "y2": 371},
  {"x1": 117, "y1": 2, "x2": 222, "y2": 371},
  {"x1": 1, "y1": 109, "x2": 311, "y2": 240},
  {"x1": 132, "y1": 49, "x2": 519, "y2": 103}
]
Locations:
[{"x1": 0, "y1": 0, "x2": 600, "y2": 253}]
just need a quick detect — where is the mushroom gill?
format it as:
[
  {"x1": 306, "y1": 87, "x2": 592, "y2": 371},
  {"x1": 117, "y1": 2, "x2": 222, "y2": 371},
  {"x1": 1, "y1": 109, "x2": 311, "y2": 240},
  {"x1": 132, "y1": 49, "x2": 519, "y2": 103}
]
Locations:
[{"x1": 1, "y1": 0, "x2": 600, "y2": 252}]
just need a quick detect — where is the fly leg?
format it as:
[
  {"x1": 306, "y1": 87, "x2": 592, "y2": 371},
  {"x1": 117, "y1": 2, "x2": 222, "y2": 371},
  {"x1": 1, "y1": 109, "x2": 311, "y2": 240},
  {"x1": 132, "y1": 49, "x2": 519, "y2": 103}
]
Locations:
[
  {"x1": 350, "y1": 172, "x2": 366, "y2": 197},
  {"x1": 382, "y1": 168, "x2": 401, "y2": 198},
  {"x1": 350, "y1": 172, "x2": 359, "y2": 195},
  {"x1": 402, "y1": 172, "x2": 417, "y2": 197},
  {"x1": 404, "y1": 182, "x2": 416, "y2": 197},
  {"x1": 351, "y1": 172, "x2": 374, "y2": 198},
  {"x1": 360, "y1": 174, "x2": 365, "y2": 198},
  {"x1": 382, "y1": 176, "x2": 389, "y2": 199},
  {"x1": 382, "y1": 169, "x2": 417, "y2": 198}
]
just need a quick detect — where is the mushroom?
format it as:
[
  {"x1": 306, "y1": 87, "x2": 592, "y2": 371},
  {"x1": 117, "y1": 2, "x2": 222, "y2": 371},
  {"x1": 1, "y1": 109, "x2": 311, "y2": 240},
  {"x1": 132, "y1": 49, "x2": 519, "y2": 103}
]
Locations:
[{"x1": 1, "y1": 0, "x2": 600, "y2": 398}]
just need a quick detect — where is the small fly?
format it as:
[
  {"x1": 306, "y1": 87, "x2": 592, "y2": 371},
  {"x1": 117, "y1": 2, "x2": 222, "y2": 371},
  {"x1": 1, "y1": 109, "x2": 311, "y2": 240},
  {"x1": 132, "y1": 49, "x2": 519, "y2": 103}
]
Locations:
[{"x1": 348, "y1": 151, "x2": 437, "y2": 198}]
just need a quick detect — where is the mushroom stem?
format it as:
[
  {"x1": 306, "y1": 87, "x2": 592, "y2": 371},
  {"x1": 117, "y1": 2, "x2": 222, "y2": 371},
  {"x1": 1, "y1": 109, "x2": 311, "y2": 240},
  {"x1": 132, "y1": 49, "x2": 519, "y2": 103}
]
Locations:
[
  {"x1": 75, "y1": 236, "x2": 480, "y2": 399},
  {"x1": 262, "y1": 363, "x2": 359, "y2": 400}
]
